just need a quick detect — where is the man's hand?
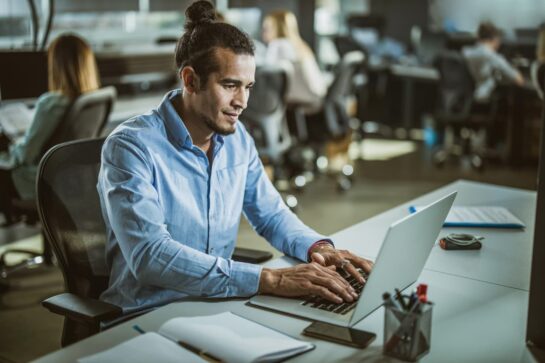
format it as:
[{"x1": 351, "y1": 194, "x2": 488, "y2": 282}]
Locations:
[
  {"x1": 309, "y1": 243, "x2": 374, "y2": 284},
  {"x1": 258, "y1": 263, "x2": 359, "y2": 303}
]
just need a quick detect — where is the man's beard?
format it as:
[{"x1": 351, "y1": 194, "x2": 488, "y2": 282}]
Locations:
[{"x1": 203, "y1": 114, "x2": 236, "y2": 136}]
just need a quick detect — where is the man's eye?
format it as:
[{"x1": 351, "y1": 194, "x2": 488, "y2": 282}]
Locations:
[{"x1": 224, "y1": 84, "x2": 236, "y2": 89}]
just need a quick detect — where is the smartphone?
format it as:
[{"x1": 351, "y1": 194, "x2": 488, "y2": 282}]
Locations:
[
  {"x1": 231, "y1": 247, "x2": 273, "y2": 264},
  {"x1": 303, "y1": 321, "x2": 376, "y2": 348}
]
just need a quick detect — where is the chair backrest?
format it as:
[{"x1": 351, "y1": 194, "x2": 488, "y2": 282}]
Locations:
[
  {"x1": 323, "y1": 50, "x2": 365, "y2": 137},
  {"x1": 434, "y1": 51, "x2": 475, "y2": 116},
  {"x1": 239, "y1": 66, "x2": 291, "y2": 164},
  {"x1": 531, "y1": 61, "x2": 545, "y2": 100},
  {"x1": 36, "y1": 138, "x2": 108, "y2": 300},
  {"x1": 415, "y1": 30, "x2": 447, "y2": 66},
  {"x1": 42, "y1": 86, "x2": 116, "y2": 154}
]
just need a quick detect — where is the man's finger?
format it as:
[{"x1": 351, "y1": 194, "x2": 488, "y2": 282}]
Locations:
[
  {"x1": 351, "y1": 256, "x2": 374, "y2": 274},
  {"x1": 344, "y1": 261, "x2": 366, "y2": 284},
  {"x1": 310, "y1": 252, "x2": 326, "y2": 266},
  {"x1": 309, "y1": 275, "x2": 354, "y2": 302}
]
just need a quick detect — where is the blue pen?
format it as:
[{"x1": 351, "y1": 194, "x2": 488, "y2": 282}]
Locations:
[{"x1": 133, "y1": 325, "x2": 146, "y2": 335}]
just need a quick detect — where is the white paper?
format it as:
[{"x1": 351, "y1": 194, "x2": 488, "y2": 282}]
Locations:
[
  {"x1": 0, "y1": 103, "x2": 33, "y2": 138},
  {"x1": 78, "y1": 332, "x2": 206, "y2": 363},
  {"x1": 159, "y1": 312, "x2": 313, "y2": 363},
  {"x1": 412, "y1": 205, "x2": 525, "y2": 227}
]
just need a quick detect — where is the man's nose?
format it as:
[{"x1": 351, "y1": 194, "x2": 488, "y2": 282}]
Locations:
[{"x1": 232, "y1": 88, "x2": 249, "y2": 110}]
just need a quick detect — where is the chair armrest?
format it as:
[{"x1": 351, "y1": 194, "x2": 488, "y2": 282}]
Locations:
[{"x1": 42, "y1": 292, "x2": 122, "y2": 324}]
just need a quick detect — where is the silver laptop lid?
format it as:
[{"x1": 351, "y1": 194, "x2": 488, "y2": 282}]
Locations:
[{"x1": 349, "y1": 191, "x2": 456, "y2": 325}]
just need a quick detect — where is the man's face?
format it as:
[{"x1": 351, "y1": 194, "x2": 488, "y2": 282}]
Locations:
[{"x1": 193, "y1": 48, "x2": 255, "y2": 136}]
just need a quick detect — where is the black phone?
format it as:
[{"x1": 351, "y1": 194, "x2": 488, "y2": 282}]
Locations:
[
  {"x1": 231, "y1": 247, "x2": 273, "y2": 264},
  {"x1": 302, "y1": 321, "x2": 376, "y2": 348}
]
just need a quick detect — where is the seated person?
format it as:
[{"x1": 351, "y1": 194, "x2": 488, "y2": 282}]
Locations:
[
  {"x1": 0, "y1": 34, "x2": 100, "y2": 226},
  {"x1": 98, "y1": 0, "x2": 373, "y2": 316},
  {"x1": 463, "y1": 21, "x2": 524, "y2": 102},
  {"x1": 261, "y1": 10, "x2": 326, "y2": 111}
]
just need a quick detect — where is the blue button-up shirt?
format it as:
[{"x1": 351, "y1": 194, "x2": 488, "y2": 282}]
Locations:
[{"x1": 98, "y1": 89, "x2": 330, "y2": 313}]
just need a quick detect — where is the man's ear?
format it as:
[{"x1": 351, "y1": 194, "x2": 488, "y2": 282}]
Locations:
[{"x1": 180, "y1": 66, "x2": 200, "y2": 93}]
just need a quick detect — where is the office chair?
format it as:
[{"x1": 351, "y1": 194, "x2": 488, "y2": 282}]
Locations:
[
  {"x1": 531, "y1": 61, "x2": 545, "y2": 100},
  {"x1": 302, "y1": 51, "x2": 366, "y2": 191},
  {"x1": 240, "y1": 65, "x2": 291, "y2": 177},
  {"x1": 240, "y1": 66, "x2": 303, "y2": 198},
  {"x1": 37, "y1": 138, "x2": 122, "y2": 347},
  {"x1": 0, "y1": 87, "x2": 117, "y2": 283},
  {"x1": 413, "y1": 28, "x2": 447, "y2": 66},
  {"x1": 432, "y1": 52, "x2": 497, "y2": 170}
]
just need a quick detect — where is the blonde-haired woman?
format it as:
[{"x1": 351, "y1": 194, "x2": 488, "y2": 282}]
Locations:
[
  {"x1": 0, "y1": 33, "x2": 100, "y2": 225},
  {"x1": 262, "y1": 10, "x2": 326, "y2": 110}
]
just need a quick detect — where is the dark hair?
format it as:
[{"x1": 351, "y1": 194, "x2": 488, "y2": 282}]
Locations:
[
  {"x1": 477, "y1": 22, "x2": 502, "y2": 41},
  {"x1": 175, "y1": 0, "x2": 254, "y2": 86}
]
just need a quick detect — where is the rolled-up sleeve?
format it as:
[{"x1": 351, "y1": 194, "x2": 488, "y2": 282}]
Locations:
[{"x1": 99, "y1": 134, "x2": 261, "y2": 298}]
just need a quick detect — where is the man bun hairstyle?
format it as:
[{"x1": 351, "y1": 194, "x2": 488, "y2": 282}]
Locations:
[
  {"x1": 175, "y1": 0, "x2": 255, "y2": 86},
  {"x1": 184, "y1": 0, "x2": 216, "y2": 32}
]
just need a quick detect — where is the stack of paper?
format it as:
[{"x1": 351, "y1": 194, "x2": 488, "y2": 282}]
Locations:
[{"x1": 409, "y1": 206, "x2": 525, "y2": 229}]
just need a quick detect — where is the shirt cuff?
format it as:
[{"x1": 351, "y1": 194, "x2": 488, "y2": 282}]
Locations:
[
  {"x1": 307, "y1": 240, "x2": 335, "y2": 262},
  {"x1": 288, "y1": 234, "x2": 334, "y2": 262},
  {"x1": 229, "y1": 260, "x2": 263, "y2": 296}
]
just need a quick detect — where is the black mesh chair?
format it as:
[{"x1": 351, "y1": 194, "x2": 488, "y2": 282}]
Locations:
[
  {"x1": 1, "y1": 86, "x2": 117, "y2": 280},
  {"x1": 302, "y1": 51, "x2": 365, "y2": 191},
  {"x1": 432, "y1": 51, "x2": 497, "y2": 169},
  {"x1": 238, "y1": 65, "x2": 300, "y2": 211},
  {"x1": 37, "y1": 137, "x2": 122, "y2": 347},
  {"x1": 240, "y1": 65, "x2": 291, "y2": 172},
  {"x1": 531, "y1": 61, "x2": 545, "y2": 100}
]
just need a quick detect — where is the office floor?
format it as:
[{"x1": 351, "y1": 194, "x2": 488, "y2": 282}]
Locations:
[{"x1": 0, "y1": 138, "x2": 538, "y2": 363}]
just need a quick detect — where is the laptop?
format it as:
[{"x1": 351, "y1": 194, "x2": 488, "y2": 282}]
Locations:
[{"x1": 249, "y1": 192, "x2": 456, "y2": 327}]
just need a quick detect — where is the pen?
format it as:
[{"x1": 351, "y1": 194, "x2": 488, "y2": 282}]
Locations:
[
  {"x1": 416, "y1": 284, "x2": 428, "y2": 298},
  {"x1": 132, "y1": 324, "x2": 146, "y2": 335},
  {"x1": 382, "y1": 292, "x2": 400, "y2": 310},
  {"x1": 177, "y1": 339, "x2": 223, "y2": 363},
  {"x1": 395, "y1": 288, "x2": 407, "y2": 310},
  {"x1": 133, "y1": 324, "x2": 222, "y2": 362}
]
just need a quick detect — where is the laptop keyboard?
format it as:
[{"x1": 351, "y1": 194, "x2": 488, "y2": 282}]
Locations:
[{"x1": 301, "y1": 269, "x2": 367, "y2": 315}]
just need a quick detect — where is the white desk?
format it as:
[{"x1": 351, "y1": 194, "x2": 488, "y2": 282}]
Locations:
[
  {"x1": 334, "y1": 180, "x2": 536, "y2": 291},
  {"x1": 32, "y1": 180, "x2": 538, "y2": 363}
]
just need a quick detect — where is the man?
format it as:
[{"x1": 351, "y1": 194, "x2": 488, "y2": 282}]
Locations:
[
  {"x1": 463, "y1": 21, "x2": 524, "y2": 101},
  {"x1": 98, "y1": 0, "x2": 372, "y2": 315}
]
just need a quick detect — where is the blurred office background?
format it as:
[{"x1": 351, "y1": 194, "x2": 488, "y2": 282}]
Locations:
[{"x1": 0, "y1": 0, "x2": 543, "y2": 361}]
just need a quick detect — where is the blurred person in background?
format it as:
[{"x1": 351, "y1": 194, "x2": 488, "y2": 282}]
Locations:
[
  {"x1": 463, "y1": 21, "x2": 524, "y2": 102},
  {"x1": 0, "y1": 33, "x2": 100, "y2": 226},
  {"x1": 262, "y1": 10, "x2": 326, "y2": 111}
]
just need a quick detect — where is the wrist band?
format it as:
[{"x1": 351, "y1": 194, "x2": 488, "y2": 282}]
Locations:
[{"x1": 307, "y1": 240, "x2": 334, "y2": 262}]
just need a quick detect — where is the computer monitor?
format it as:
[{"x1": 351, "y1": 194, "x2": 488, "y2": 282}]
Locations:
[
  {"x1": 527, "y1": 96, "x2": 545, "y2": 360},
  {"x1": 0, "y1": 51, "x2": 48, "y2": 101}
]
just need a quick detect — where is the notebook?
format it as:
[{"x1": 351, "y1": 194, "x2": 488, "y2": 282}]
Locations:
[
  {"x1": 409, "y1": 205, "x2": 525, "y2": 229},
  {"x1": 78, "y1": 311, "x2": 314, "y2": 363}
]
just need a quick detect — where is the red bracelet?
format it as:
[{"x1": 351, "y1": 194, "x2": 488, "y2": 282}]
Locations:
[{"x1": 307, "y1": 240, "x2": 334, "y2": 262}]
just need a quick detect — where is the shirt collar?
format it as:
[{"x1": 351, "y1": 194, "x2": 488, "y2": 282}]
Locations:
[{"x1": 158, "y1": 89, "x2": 226, "y2": 151}]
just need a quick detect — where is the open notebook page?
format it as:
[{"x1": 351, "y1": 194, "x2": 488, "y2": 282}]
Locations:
[
  {"x1": 78, "y1": 332, "x2": 206, "y2": 363},
  {"x1": 159, "y1": 311, "x2": 314, "y2": 363}
]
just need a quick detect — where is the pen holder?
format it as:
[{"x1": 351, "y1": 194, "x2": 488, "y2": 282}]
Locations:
[{"x1": 383, "y1": 302, "x2": 432, "y2": 362}]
